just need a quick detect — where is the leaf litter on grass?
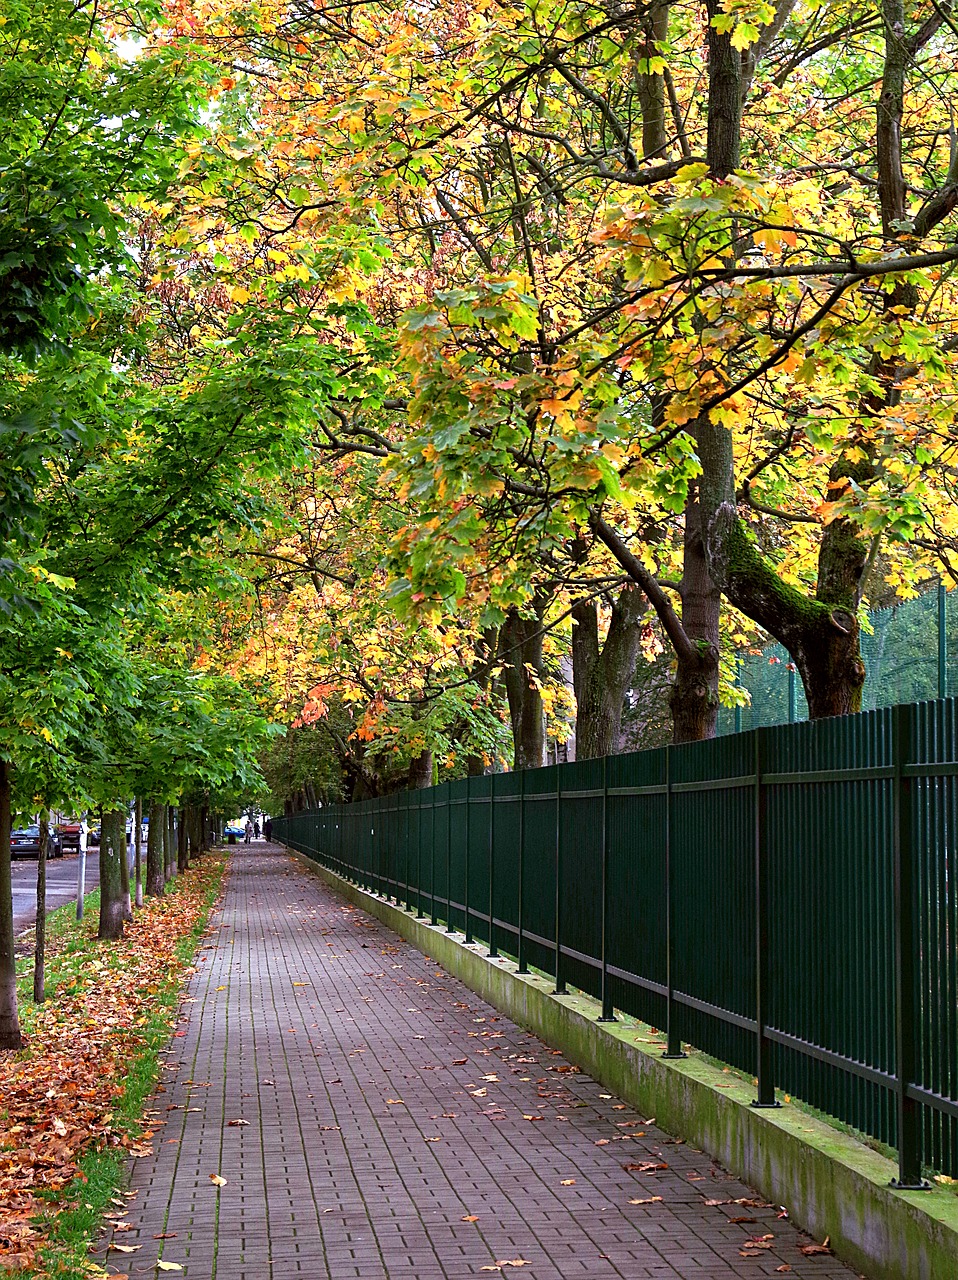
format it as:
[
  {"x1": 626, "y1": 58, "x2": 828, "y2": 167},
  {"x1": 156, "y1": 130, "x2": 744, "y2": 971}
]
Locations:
[{"x1": 0, "y1": 858, "x2": 225, "y2": 1277}]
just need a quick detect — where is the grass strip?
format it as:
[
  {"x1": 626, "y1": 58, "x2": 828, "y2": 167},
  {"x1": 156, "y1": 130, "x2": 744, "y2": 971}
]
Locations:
[{"x1": 2, "y1": 853, "x2": 228, "y2": 1279}]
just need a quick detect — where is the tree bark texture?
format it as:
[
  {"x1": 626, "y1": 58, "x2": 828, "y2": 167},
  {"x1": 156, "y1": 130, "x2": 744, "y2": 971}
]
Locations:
[
  {"x1": 134, "y1": 797, "x2": 143, "y2": 908},
  {"x1": 500, "y1": 598, "x2": 548, "y2": 770},
  {"x1": 146, "y1": 802, "x2": 166, "y2": 897},
  {"x1": 0, "y1": 760, "x2": 21, "y2": 1047},
  {"x1": 671, "y1": 493, "x2": 721, "y2": 743},
  {"x1": 34, "y1": 814, "x2": 47, "y2": 1003},
  {"x1": 572, "y1": 586, "x2": 646, "y2": 758},
  {"x1": 177, "y1": 806, "x2": 189, "y2": 872},
  {"x1": 118, "y1": 804, "x2": 133, "y2": 920},
  {"x1": 97, "y1": 809, "x2": 127, "y2": 941},
  {"x1": 165, "y1": 807, "x2": 175, "y2": 880},
  {"x1": 408, "y1": 750, "x2": 434, "y2": 790}
]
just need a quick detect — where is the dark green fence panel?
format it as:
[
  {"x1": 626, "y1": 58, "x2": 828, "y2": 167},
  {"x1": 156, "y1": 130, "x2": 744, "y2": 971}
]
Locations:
[
  {"x1": 913, "y1": 699, "x2": 958, "y2": 1176},
  {"x1": 557, "y1": 756, "x2": 604, "y2": 1003},
  {"x1": 520, "y1": 764, "x2": 560, "y2": 979},
  {"x1": 606, "y1": 746, "x2": 668, "y2": 1030},
  {"x1": 670, "y1": 732, "x2": 756, "y2": 1078},
  {"x1": 764, "y1": 712, "x2": 896, "y2": 1149},
  {"x1": 275, "y1": 692, "x2": 958, "y2": 1182},
  {"x1": 467, "y1": 775, "x2": 492, "y2": 945},
  {"x1": 491, "y1": 772, "x2": 521, "y2": 959}
]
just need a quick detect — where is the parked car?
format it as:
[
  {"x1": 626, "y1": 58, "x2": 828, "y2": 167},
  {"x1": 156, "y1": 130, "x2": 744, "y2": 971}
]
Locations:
[{"x1": 11, "y1": 826, "x2": 63, "y2": 859}]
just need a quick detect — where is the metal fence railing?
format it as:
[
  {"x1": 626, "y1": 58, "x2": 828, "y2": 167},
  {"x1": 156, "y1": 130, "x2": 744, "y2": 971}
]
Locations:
[
  {"x1": 274, "y1": 697, "x2": 958, "y2": 1187},
  {"x1": 719, "y1": 583, "x2": 953, "y2": 732}
]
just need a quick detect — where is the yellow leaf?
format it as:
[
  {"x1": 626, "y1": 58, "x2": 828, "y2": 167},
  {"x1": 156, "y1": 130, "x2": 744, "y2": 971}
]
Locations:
[
  {"x1": 209, "y1": 1173, "x2": 227, "y2": 1186},
  {"x1": 157, "y1": 1263, "x2": 184, "y2": 1272}
]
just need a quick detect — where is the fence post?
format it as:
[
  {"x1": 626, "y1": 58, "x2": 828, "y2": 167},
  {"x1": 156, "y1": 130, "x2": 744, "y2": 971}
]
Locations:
[
  {"x1": 464, "y1": 778, "x2": 472, "y2": 943},
  {"x1": 430, "y1": 790, "x2": 438, "y2": 925},
  {"x1": 939, "y1": 581, "x2": 947, "y2": 700},
  {"x1": 663, "y1": 746, "x2": 685, "y2": 1058},
  {"x1": 752, "y1": 727, "x2": 780, "y2": 1108},
  {"x1": 417, "y1": 793, "x2": 426, "y2": 919},
  {"x1": 599, "y1": 755, "x2": 615, "y2": 1022},
  {"x1": 488, "y1": 776, "x2": 498, "y2": 957},
  {"x1": 446, "y1": 788, "x2": 454, "y2": 932},
  {"x1": 554, "y1": 766, "x2": 566, "y2": 995},
  {"x1": 787, "y1": 665, "x2": 797, "y2": 724},
  {"x1": 892, "y1": 702, "x2": 930, "y2": 1188},
  {"x1": 517, "y1": 768, "x2": 527, "y2": 973}
]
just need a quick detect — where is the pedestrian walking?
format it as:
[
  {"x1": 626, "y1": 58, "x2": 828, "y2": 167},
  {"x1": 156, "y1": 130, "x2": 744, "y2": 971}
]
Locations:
[
  {"x1": 244, "y1": 819, "x2": 253, "y2": 844},
  {"x1": 264, "y1": 818, "x2": 273, "y2": 842},
  {"x1": 254, "y1": 820, "x2": 261, "y2": 839}
]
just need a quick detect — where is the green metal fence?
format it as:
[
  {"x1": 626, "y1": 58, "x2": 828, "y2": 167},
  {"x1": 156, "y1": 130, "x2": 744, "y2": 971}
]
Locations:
[
  {"x1": 275, "y1": 696, "x2": 958, "y2": 1186},
  {"x1": 719, "y1": 583, "x2": 954, "y2": 732}
]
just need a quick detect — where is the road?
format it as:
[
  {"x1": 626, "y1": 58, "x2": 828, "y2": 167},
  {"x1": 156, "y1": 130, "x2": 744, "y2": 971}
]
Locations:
[{"x1": 11, "y1": 849, "x2": 104, "y2": 936}]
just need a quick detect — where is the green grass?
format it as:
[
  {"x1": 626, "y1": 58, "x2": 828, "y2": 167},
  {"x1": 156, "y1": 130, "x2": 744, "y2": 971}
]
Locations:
[{"x1": 10, "y1": 860, "x2": 227, "y2": 1279}]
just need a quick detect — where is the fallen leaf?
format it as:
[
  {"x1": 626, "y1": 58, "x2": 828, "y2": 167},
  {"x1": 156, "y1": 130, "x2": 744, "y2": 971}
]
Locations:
[
  {"x1": 560, "y1": 1179, "x2": 576, "y2": 1186},
  {"x1": 730, "y1": 1216, "x2": 757, "y2": 1223},
  {"x1": 776, "y1": 1267, "x2": 792, "y2": 1274},
  {"x1": 386, "y1": 1099, "x2": 405, "y2": 1105},
  {"x1": 209, "y1": 1173, "x2": 227, "y2": 1187},
  {"x1": 109, "y1": 1244, "x2": 141, "y2": 1253},
  {"x1": 227, "y1": 1119, "x2": 249, "y2": 1126},
  {"x1": 798, "y1": 1243, "x2": 832, "y2": 1256},
  {"x1": 462, "y1": 1215, "x2": 479, "y2": 1222},
  {"x1": 157, "y1": 1262, "x2": 184, "y2": 1272},
  {"x1": 629, "y1": 1196, "x2": 663, "y2": 1204},
  {"x1": 594, "y1": 1139, "x2": 610, "y2": 1146},
  {"x1": 523, "y1": 1115, "x2": 544, "y2": 1121},
  {"x1": 153, "y1": 1234, "x2": 178, "y2": 1240}
]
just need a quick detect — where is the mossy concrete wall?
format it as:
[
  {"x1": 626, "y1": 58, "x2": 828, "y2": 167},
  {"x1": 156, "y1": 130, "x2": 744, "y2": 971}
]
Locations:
[{"x1": 290, "y1": 850, "x2": 958, "y2": 1280}]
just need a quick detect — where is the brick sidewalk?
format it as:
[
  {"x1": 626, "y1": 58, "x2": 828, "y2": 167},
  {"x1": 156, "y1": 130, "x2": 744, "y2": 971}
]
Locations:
[{"x1": 109, "y1": 845, "x2": 863, "y2": 1279}]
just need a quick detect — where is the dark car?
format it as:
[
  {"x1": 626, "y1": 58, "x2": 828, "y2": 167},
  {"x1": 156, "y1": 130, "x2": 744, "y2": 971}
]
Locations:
[{"x1": 10, "y1": 825, "x2": 63, "y2": 859}]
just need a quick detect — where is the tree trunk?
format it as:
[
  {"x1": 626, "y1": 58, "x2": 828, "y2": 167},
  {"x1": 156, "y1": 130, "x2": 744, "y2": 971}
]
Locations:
[
  {"x1": 118, "y1": 804, "x2": 133, "y2": 920},
  {"x1": 146, "y1": 803, "x2": 166, "y2": 897},
  {"x1": 97, "y1": 809, "x2": 127, "y2": 941},
  {"x1": 408, "y1": 750, "x2": 433, "y2": 790},
  {"x1": 177, "y1": 805, "x2": 189, "y2": 872},
  {"x1": 572, "y1": 586, "x2": 646, "y2": 758},
  {"x1": 133, "y1": 797, "x2": 143, "y2": 908},
  {"x1": 200, "y1": 804, "x2": 210, "y2": 851},
  {"x1": 500, "y1": 598, "x2": 548, "y2": 770},
  {"x1": 0, "y1": 760, "x2": 22, "y2": 1048},
  {"x1": 165, "y1": 807, "x2": 175, "y2": 880},
  {"x1": 33, "y1": 813, "x2": 47, "y2": 1003},
  {"x1": 635, "y1": 1, "x2": 669, "y2": 159},
  {"x1": 670, "y1": 492, "x2": 722, "y2": 743}
]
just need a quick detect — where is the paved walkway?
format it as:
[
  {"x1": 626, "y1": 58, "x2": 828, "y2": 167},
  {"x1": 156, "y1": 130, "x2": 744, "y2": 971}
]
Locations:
[{"x1": 110, "y1": 846, "x2": 863, "y2": 1279}]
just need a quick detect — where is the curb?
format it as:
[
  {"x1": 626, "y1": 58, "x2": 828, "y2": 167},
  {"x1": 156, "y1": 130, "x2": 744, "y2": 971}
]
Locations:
[{"x1": 288, "y1": 849, "x2": 958, "y2": 1280}]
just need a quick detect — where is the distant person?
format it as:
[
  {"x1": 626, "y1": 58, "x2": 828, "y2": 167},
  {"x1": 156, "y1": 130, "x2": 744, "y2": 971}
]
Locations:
[
  {"x1": 264, "y1": 818, "x2": 273, "y2": 843},
  {"x1": 254, "y1": 820, "x2": 261, "y2": 839},
  {"x1": 244, "y1": 819, "x2": 253, "y2": 844}
]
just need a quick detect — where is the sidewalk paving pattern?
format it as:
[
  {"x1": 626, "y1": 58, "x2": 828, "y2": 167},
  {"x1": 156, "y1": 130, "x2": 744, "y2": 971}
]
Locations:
[{"x1": 113, "y1": 845, "x2": 865, "y2": 1279}]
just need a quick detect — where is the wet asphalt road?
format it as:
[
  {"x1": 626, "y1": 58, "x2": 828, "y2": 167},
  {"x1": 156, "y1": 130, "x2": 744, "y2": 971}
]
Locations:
[{"x1": 11, "y1": 849, "x2": 102, "y2": 935}]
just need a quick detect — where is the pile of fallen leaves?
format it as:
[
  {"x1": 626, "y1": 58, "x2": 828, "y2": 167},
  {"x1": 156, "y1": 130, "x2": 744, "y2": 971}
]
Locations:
[{"x1": 0, "y1": 858, "x2": 224, "y2": 1275}]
